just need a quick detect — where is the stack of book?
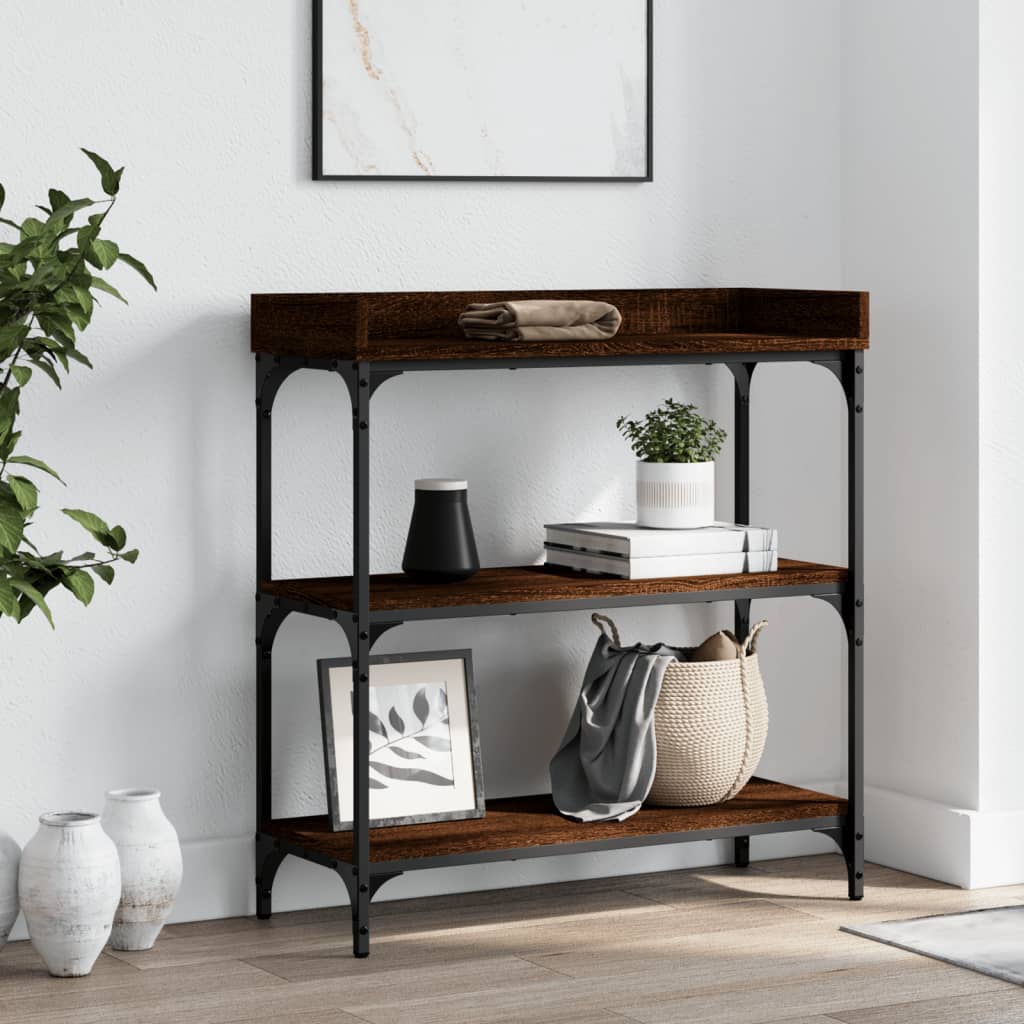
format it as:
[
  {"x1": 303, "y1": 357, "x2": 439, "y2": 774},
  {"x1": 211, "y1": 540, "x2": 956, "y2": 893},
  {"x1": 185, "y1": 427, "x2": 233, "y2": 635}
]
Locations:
[{"x1": 543, "y1": 522, "x2": 779, "y2": 580}]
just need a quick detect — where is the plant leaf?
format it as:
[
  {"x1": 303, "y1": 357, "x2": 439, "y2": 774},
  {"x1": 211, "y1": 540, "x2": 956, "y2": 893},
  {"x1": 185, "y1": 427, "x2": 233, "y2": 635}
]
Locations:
[
  {"x1": 388, "y1": 745, "x2": 426, "y2": 760},
  {"x1": 367, "y1": 777, "x2": 387, "y2": 789},
  {"x1": 414, "y1": 735, "x2": 452, "y2": 752},
  {"x1": 80, "y1": 149, "x2": 123, "y2": 196},
  {"x1": 367, "y1": 761, "x2": 453, "y2": 786},
  {"x1": 10, "y1": 366, "x2": 31, "y2": 387},
  {"x1": 27, "y1": 357, "x2": 62, "y2": 389},
  {"x1": 87, "y1": 238, "x2": 119, "y2": 270},
  {"x1": 6, "y1": 455, "x2": 64, "y2": 482},
  {"x1": 119, "y1": 548, "x2": 139, "y2": 564},
  {"x1": 388, "y1": 707, "x2": 405, "y2": 734},
  {"x1": 366, "y1": 711, "x2": 387, "y2": 738},
  {"x1": 413, "y1": 687, "x2": 430, "y2": 726},
  {"x1": 61, "y1": 568, "x2": 94, "y2": 606},
  {"x1": 9, "y1": 578, "x2": 53, "y2": 627},
  {"x1": 0, "y1": 577, "x2": 18, "y2": 618},
  {"x1": 62, "y1": 506, "x2": 110, "y2": 536},
  {"x1": 90, "y1": 276, "x2": 127, "y2": 303},
  {"x1": 91, "y1": 563, "x2": 115, "y2": 585},
  {"x1": 118, "y1": 252, "x2": 156, "y2": 290},
  {"x1": 8, "y1": 475, "x2": 38, "y2": 514},
  {"x1": 0, "y1": 499, "x2": 24, "y2": 554}
]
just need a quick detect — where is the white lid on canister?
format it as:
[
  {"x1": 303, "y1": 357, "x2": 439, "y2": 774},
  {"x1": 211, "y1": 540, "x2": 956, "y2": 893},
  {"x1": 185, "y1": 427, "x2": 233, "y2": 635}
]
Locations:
[{"x1": 414, "y1": 478, "x2": 468, "y2": 491}]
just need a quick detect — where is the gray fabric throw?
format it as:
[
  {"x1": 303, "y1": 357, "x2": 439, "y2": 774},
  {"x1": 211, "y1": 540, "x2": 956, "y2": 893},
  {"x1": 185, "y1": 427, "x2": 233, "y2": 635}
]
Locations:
[
  {"x1": 458, "y1": 299, "x2": 622, "y2": 342},
  {"x1": 550, "y1": 615, "x2": 685, "y2": 823}
]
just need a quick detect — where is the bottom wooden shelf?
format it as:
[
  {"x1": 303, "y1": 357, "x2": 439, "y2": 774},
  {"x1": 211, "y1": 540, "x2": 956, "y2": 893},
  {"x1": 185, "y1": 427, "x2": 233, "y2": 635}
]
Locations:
[{"x1": 264, "y1": 778, "x2": 845, "y2": 873}]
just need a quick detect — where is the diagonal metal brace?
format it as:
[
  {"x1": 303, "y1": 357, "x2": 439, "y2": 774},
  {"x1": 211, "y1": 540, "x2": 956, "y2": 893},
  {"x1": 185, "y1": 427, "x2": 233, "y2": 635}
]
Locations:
[
  {"x1": 727, "y1": 362, "x2": 757, "y2": 402},
  {"x1": 814, "y1": 826, "x2": 848, "y2": 863}
]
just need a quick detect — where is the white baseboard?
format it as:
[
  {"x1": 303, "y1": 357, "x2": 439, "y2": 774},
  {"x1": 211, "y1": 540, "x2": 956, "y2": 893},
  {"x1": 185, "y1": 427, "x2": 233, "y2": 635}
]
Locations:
[
  {"x1": 858, "y1": 783, "x2": 972, "y2": 888},
  {"x1": 853, "y1": 782, "x2": 1024, "y2": 890}
]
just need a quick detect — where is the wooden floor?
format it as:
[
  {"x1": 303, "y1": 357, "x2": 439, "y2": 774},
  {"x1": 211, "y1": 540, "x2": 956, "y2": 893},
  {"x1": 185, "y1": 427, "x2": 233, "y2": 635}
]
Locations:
[{"x1": 2, "y1": 854, "x2": 1024, "y2": 1024}]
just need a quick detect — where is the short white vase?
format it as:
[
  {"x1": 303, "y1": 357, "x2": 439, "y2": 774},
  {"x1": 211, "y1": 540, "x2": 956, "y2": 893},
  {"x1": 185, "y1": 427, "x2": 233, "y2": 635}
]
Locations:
[
  {"x1": 19, "y1": 812, "x2": 120, "y2": 977},
  {"x1": 102, "y1": 789, "x2": 182, "y2": 951},
  {"x1": 636, "y1": 460, "x2": 716, "y2": 528},
  {"x1": 0, "y1": 828, "x2": 20, "y2": 952}
]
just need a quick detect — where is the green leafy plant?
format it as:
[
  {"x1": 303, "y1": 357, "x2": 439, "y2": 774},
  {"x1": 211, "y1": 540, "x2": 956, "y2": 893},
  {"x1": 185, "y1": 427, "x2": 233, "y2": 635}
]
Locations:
[
  {"x1": 616, "y1": 398, "x2": 727, "y2": 463},
  {"x1": 0, "y1": 150, "x2": 155, "y2": 626}
]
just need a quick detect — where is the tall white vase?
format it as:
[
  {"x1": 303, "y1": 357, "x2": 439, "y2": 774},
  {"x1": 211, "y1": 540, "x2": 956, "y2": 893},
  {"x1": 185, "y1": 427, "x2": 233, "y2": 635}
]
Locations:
[
  {"x1": 19, "y1": 812, "x2": 120, "y2": 977},
  {"x1": 101, "y1": 789, "x2": 182, "y2": 951},
  {"x1": 0, "y1": 829, "x2": 20, "y2": 951}
]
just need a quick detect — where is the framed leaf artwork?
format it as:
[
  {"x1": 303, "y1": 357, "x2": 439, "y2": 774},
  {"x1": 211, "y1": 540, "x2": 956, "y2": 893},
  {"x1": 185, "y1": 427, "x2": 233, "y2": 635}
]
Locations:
[
  {"x1": 313, "y1": 0, "x2": 653, "y2": 181},
  {"x1": 318, "y1": 650, "x2": 485, "y2": 831}
]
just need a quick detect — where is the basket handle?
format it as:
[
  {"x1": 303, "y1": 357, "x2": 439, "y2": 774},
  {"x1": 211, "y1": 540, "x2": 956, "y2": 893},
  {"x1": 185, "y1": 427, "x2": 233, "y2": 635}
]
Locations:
[
  {"x1": 743, "y1": 619, "x2": 768, "y2": 655},
  {"x1": 591, "y1": 613, "x2": 621, "y2": 646}
]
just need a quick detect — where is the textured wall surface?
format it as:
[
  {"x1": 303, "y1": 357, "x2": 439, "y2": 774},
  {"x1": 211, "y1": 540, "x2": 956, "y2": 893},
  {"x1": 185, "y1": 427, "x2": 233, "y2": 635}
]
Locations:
[{"x1": 0, "y1": 0, "x2": 845, "y2": 921}]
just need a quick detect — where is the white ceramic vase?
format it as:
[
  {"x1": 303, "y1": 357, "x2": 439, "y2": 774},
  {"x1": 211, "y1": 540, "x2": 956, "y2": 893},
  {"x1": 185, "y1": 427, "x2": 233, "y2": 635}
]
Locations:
[
  {"x1": 0, "y1": 828, "x2": 20, "y2": 952},
  {"x1": 636, "y1": 460, "x2": 716, "y2": 528},
  {"x1": 19, "y1": 812, "x2": 120, "y2": 977},
  {"x1": 101, "y1": 789, "x2": 182, "y2": 951}
]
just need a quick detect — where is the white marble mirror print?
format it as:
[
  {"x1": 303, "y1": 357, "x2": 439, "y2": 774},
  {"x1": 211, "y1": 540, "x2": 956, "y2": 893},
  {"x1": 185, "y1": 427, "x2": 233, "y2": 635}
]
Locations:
[{"x1": 316, "y1": 0, "x2": 651, "y2": 179}]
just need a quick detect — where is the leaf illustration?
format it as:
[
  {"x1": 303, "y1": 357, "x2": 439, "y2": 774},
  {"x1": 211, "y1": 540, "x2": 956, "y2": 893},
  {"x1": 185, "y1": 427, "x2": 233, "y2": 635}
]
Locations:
[
  {"x1": 368, "y1": 760, "x2": 453, "y2": 787},
  {"x1": 388, "y1": 706, "x2": 405, "y2": 734},
  {"x1": 414, "y1": 735, "x2": 452, "y2": 752},
  {"x1": 368, "y1": 777, "x2": 388, "y2": 789},
  {"x1": 389, "y1": 745, "x2": 426, "y2": 760},
  {"x1": 413, "y1": 687, "x2": 429, "y2": 726}
]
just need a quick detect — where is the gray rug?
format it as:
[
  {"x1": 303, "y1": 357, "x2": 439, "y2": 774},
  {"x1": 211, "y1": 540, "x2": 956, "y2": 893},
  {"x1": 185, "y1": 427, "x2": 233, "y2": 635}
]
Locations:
[{"x1": 843, "y1": 906, "x2": 1024, "y2": 986}]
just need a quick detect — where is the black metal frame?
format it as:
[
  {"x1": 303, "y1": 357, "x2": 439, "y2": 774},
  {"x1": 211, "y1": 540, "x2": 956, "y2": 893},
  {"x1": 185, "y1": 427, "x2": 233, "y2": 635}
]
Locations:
[
  {"x1": 254, "y1": 346, "x2": 865, "y2": 957},
  {"x1": 312, "y1": 0, "x2": 654, "y2": 183}
]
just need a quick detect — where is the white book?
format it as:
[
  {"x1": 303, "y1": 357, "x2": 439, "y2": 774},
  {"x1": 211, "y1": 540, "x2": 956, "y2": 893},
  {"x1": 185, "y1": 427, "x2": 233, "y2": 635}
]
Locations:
[
  {"x1": 544, "y1": 545, "x2": 779, "y2": 579},
  {"x1": 543, "y1": 521, "x2": 778, "y2": 558}
]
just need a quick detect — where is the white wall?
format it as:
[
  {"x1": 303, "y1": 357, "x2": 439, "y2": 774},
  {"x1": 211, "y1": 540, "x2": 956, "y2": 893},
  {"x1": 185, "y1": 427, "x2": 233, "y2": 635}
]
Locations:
[{"x1": 0, "y1": 0, "x2": 848, "y2": 929}]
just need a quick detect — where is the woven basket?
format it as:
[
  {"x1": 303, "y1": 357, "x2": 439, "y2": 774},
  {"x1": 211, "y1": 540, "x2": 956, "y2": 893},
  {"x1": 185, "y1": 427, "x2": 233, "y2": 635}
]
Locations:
[{"x1": 593, "y1": 615, "x2": 769, "y2": 807}]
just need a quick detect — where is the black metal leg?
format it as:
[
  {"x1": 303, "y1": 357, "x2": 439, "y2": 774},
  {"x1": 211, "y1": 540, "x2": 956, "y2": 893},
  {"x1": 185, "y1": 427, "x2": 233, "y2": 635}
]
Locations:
[
  {"x1": 254, "y1": 357, "x2": 296, "y2": 917},
  {"x1": 844, "y1": 351, "x2": 865, "y2": 900},
  {"x1": 731, "y1": 363, "x2": 756, "y2": 868},
  {"x1": 733, "y1": 835, "x2": 750, "y2": 868},
  {"x1": 255, "y1": 834, "x2": 286, "y2": 919},
  {"x1": 351, "y1": 361, "x2": 372, "y2": 956}
]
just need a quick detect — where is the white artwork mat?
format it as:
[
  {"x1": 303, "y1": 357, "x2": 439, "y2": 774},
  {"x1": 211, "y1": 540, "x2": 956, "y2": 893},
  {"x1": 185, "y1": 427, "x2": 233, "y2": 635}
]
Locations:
[
  {"x1": 318, "y1": 0, "x2": 650, "y2": 178},
  {"x1": 324, "y1": 656, "x2": 482, "y2": 827}
]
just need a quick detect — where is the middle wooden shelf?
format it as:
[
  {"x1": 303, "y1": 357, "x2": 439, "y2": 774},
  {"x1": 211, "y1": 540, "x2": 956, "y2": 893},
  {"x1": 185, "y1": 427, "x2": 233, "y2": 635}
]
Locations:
[{"x1": 260, "y1": 558, "x2": 847, "y2": 622}]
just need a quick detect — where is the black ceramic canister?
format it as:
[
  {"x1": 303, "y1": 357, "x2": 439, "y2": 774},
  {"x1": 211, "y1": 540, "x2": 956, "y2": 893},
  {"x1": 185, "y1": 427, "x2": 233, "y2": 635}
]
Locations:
[{"x1": 401, "y1": 479, "x2": 480, "y2": 583}]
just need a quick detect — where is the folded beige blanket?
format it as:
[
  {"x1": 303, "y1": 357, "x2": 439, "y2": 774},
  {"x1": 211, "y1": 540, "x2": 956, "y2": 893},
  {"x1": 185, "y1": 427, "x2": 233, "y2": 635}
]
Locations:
[{"x1": 458, "y1": 299, "x2": 623, "y2": 342}]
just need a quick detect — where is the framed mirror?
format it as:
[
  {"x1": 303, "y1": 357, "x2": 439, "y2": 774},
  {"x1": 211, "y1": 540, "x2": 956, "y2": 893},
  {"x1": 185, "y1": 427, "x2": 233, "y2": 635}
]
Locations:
[{"x1": 314, "y1": 0, "x2": 653, "y2": 181}]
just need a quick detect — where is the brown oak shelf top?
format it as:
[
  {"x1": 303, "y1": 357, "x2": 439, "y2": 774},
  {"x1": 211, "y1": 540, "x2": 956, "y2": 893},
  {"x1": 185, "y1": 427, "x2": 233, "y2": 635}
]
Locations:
[
  {"x1": 260, "y1": 559, "x2": 847, "y2": 620},
  {"x1": 251, "y1": 288, "x2": 869, "y2": 362},
  {"x1": 264, "y1": 779, "x2": 846, "y2": 868}
]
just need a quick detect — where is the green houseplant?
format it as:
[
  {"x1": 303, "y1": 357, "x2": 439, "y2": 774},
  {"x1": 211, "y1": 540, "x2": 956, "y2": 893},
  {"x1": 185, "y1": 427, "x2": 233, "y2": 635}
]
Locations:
[
  {"x1": 0, "y1": 149, "x2": 154, "y2": 627},
  {"x1": 616, "y1": 398, "x2": 727, "y2": 528}
]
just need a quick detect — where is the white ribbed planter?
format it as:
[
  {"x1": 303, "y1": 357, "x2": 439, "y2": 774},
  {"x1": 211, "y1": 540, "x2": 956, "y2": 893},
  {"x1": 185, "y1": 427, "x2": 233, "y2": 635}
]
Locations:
[
  {"x1": 19, "y1": 812, "x2": 120, "y2": 977},
  {"x1": 636, "y1": 460, "x2": 716, "y2": 528},
  {"x1": 0, "y1": 829, "x2": 20, "y2": 952},
  {"x1": 102, "y1": 789, "x2": 182, "y2": 951}
]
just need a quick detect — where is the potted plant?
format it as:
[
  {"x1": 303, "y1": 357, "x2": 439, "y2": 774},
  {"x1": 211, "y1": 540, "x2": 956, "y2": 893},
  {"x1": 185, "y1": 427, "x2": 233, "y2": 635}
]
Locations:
[
  {"x1": 0, "y1": 149, "x2": 154, "y2": 961},
  {"x1": 616, "y1": 398, "x2": 727, "y2": 528}
]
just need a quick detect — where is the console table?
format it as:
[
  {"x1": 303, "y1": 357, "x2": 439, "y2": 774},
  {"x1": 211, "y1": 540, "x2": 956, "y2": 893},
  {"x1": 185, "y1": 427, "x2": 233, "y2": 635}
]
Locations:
[{"x1": 250, "y1": 287, "x2": 868, "y2": 957}]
